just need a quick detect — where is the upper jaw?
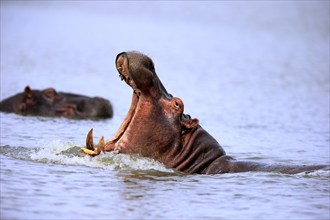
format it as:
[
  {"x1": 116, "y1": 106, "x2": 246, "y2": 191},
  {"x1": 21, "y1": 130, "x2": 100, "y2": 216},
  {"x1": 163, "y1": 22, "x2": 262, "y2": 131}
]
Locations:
[
  {"x1": 116, "y1": 53, "x2": 141, "y2": 97},
  {"x1": 116, "y1": 53, "x2": 130, "y2": 85}
]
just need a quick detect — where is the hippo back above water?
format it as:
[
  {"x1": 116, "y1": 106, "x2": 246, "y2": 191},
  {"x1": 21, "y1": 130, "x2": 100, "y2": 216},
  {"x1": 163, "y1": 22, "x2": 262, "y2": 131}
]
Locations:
[
  {"x1": 0, "y1": 86, "x2": 113, "y2": 119},
  {"x1": 81, "y1": 51, "x2": 329, "y2": 174}
]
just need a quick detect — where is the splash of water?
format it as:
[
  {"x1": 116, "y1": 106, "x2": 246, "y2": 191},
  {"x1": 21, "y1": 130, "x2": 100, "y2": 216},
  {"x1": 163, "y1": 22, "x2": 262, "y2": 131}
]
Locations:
[{"x1": 0, "y1": 141, "x2": 174, "y2": 173}]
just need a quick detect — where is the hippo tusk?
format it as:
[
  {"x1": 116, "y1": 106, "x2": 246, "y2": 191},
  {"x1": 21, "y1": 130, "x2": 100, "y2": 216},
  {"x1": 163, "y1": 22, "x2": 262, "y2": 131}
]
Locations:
[
  {"x1": 96, "y1": 136, "x2": 105, "y2": 153},
  {"x1": 86, "y1": 128, "x2": 94, "y2": 150},
  {"x1": 81, "y1": 129, "x2": 104, "y2": 156}
]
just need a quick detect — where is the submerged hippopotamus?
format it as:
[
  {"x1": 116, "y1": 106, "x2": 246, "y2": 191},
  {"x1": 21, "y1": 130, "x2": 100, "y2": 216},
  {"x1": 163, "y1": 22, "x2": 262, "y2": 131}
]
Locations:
[
  {"x1": 81, "y1": 51, "x2": 328, "y2": 174},
  {"x1": 0, "y1": 86, "x2": 113, "y2": 119}
]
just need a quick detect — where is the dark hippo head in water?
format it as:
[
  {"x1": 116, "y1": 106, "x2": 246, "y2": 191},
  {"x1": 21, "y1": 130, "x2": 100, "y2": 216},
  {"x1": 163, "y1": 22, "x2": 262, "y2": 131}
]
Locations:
[
  {"x1": 0, "y1": 86, "x2": 113, "y2": 119},
  {"x1": 82, "y1": 51, "x2": 328, "y2": 174}
]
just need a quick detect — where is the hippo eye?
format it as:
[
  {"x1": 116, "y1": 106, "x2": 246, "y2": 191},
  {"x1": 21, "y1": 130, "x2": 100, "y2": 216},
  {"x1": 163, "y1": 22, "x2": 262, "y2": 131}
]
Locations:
[
  {"x1": 43, "y1": 88, "x2": 57, "y2": 101},
  {"x1": 174, "y1": 101, "x2": 180, "y2": 109},
  {"x1": 172, "y1": 98, "x2": 184, "y2": 112}
]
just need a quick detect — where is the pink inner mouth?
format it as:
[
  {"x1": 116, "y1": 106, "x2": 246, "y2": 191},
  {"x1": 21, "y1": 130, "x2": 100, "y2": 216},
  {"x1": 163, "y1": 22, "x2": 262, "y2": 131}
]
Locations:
[
  {"x1": 107, "y1": 93, "x2": 138, "y2": 144},
  {"x1": 106, "y1": 54, "x2": 140, "y2": 146}
]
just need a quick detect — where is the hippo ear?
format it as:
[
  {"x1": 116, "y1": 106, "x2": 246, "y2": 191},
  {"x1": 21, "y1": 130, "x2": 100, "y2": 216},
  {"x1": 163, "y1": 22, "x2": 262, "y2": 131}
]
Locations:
[
  {"x1": 20, "y1": 86, "x2": 34, "y2": 114},
  {"x1": 24, "y1": 86, "x2": 32, "y2": 96},
  {"x1": 181, "y1": 117, "x2": 199, "y2": 130},
  {"x1": 23, "y1": 86, "x2": 34, "y2": 101}
]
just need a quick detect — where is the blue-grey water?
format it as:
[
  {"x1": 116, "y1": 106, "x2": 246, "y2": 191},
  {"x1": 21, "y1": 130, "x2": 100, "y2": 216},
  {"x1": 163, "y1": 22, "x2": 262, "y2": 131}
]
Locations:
[{"x1": 1, "y1": 1, "x2": 329, "y2": 219}]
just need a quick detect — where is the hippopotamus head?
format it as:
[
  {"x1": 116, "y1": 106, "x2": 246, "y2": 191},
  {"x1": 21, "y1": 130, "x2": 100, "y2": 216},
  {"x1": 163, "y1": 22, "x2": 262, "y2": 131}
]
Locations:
[
  {"x1": 108, "y1": 51, "x2": 200, "y2": 159},
  {"x1": 83, "y1": 51, "x2": 225, "y2": 173},
  {"x1": 0, "y1": 86, "x2": 113, "y2": 119}
]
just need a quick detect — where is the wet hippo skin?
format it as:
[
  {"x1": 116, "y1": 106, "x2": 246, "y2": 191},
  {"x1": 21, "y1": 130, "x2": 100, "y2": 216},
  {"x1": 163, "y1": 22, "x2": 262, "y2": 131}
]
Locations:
[
  {"x1": 81, "y1": 51, "x2": 328, "y2": 174},
  {"x1": 0, "y1": 86, "x2": 113, "y2": 119}
]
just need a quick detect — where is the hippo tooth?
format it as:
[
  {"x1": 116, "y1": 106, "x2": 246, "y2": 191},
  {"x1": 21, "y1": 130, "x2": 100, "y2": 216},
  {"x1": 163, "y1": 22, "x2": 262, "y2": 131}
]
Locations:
[
  {"x1": 97, "y1": 136, "x2": 105, "y2": 152},
  {"x1": 85, "y1": 128, "x2": 95, "y2": 150}
]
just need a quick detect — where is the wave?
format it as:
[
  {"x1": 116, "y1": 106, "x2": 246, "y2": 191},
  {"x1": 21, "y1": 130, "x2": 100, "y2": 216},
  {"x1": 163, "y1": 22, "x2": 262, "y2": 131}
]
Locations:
[
  {"x1": 295, "y1": 169, "x2": 330, "y2": 178},
  {"x1": 0, "y1": 141, "x2": 175, "y2": 173}
]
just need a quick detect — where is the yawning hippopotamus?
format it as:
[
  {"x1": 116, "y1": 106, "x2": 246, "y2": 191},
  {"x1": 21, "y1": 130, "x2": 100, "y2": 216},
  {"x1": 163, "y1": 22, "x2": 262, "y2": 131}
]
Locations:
[
  {"x1": 0, "y1": 86, "x2": 113, "y2": 119},
  {"x1": 81, "y1": 51, "x2": 328, "y2": 174}
]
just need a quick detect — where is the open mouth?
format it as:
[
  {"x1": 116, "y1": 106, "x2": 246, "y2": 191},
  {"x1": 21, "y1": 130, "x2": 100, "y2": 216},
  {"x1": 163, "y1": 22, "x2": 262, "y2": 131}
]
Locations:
[{"x1": 107, "y1": 54, "x2": 140, "y2": 145}]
